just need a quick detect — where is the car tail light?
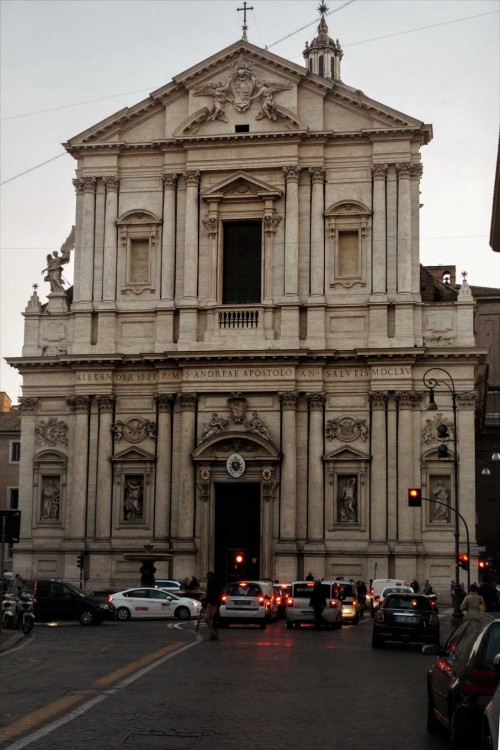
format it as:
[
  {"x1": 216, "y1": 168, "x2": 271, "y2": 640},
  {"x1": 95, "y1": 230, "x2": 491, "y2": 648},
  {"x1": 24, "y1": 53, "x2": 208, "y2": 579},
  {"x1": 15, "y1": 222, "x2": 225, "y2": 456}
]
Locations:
[
  {"x1": 375, "y1": 610, "x2": 385, "y2": 622},
  {"x1": 429, "y1": 613, "x2": 438, "y2": 625},
  {"x1": 378, "y1": 597, "x2": 384, "y2": 606},
  {"x1": 352, "y1": 599, "x2": 358, "y2": 606},
  {"x1": 107, "y1": 595, "x2": 113, "y2": 603},
  {"x1": 463, "y1": 667, "x2": 498, "y2": 696},
  {"x1": 370, "y1": 587, "x2": 374, "y2": 598},
  {"x1": 287, "y1": 597, "x2": 294, "y2": 607},
  {"x1": 328, "y1": 599, "x2": 338, "y2": 608},
  {"x1": 258, "y1": 596, "x2": 265, "y2": 605},
  {"x1": 221, "y1": 594, "x2": 227, "y2": 603},
  {"x1": 275, "y1": 596, "x2": 282, "y2": 605}
]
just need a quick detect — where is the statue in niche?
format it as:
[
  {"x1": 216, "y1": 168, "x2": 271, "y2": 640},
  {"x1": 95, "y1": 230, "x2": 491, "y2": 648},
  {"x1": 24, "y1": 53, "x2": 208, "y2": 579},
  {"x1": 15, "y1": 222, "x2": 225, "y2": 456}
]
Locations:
[
  {"x1": 431, "y1": 479, "x2": 450, "y2": 521},
  {"x1": 41, "y1": 478, "x2": 60, "y2": 520},
  {"x1": 42, "y1": 226, "x2": 75, "y2": 293},
  {"x1": 124, "y1": 476, "x2": 144, "y2": 521},
  {"x1": 339, "y1": 477, "x2": 357, "y2": 523}
]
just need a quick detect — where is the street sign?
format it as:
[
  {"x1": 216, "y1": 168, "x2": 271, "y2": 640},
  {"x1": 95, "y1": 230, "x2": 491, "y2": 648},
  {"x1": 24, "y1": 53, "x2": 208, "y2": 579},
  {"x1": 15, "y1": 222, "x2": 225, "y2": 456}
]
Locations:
[
  {"x1": 469, "y1": 545, "x2": 486, "y2": 554},
  {"x1": 0, "y1": 510, "x2": 21, "y2": 543}
]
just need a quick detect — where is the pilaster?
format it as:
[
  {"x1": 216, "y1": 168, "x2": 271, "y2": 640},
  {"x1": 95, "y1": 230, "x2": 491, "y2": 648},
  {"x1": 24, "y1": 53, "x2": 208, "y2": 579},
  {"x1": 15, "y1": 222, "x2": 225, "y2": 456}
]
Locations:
[
  {"x1": 278, "y1": 391, "x2": 299, "y2": 540},
  {"x1": 368, "y1": 391, "x2": 388, "y2": 541},
  {"x1": 305, "y1": 392, "x2": 326, "y2": 544},
  {"x1": 155, "y1": 394, "x2": 175, "y2": 540},
  {"x1": 67, "y1": 395, "x2": 91, "y2": 539},
  {"x1": 95, "y1": 395, "x2": 115, "y2": 539}
]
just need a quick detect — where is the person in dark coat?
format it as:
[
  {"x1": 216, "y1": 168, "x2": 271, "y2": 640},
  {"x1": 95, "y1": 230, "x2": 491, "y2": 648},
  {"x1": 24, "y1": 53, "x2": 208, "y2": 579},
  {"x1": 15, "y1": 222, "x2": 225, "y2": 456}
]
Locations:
[
  {"x1": 203, "y1": 572, "x2": 223, "y2": 640},
  {"x1": 309, "y1": 580, "x2": 327, "y2": 629},
  {"x1": 187, "y1": 576, "x2": 200, "y2": 590}
]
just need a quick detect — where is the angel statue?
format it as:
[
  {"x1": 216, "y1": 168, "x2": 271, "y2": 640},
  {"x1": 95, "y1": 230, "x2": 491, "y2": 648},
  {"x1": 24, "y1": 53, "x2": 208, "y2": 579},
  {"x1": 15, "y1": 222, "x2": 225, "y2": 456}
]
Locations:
[
  {"x1": 43, "y1": 226, "x2": 75, "y2": 293},
  {"x1": 253, "y1": 80, "x2": 292, "y2": 121},
  {"x1": 193, "y1": 81, "x2": 228, "y2": 123}
]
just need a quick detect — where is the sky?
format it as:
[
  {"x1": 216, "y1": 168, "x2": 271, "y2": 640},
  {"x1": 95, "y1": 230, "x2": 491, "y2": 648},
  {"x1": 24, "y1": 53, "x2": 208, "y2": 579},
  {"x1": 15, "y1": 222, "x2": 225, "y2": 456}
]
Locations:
[{"x1": 1, "y1": 0, "x2": 499, "y2": 404}]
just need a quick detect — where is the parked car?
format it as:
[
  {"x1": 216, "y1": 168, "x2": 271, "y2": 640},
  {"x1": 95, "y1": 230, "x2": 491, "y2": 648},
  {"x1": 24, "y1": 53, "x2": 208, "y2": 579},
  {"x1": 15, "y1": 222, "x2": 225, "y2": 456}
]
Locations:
[
  {"x1": 108, "y1": 587, "x2": 202, "y2": 621},
  {"x1": 219, "y1": 580, "x2": 278, "y2": 628},
  {"x1": 370, "y1": 578, "x2": 411, "y2": 616},
  {"x1": 30, "y1": 579, "x2": 115, "y2": 625},
  {"x1": 482, "y1": 655, "x2": 500, "y2": 750},
  {"x1": 285, "y1": 580, "x2": 342, "y2": 630},
  {"x1": 426, "y1": 613, "x2": 500, "y2": 750},
  {"x1": 372, "y1": 593, "x2": 439, "y2": 648}
]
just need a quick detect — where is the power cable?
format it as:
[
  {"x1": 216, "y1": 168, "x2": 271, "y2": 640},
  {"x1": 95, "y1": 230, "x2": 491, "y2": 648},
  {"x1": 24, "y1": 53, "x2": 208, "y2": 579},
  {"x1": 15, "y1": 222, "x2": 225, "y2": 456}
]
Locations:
[
  {"x1": 267, "y1": 0, "x2": 357, "y2": 49},
  {"x1": 0, "y1": 153, "x2": 67, "y2": 186}
]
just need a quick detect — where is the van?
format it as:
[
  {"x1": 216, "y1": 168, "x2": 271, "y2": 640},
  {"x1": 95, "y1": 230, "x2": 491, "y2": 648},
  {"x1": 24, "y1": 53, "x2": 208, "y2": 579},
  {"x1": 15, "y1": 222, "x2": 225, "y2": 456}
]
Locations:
[
  {"x1": 370, "y1": 578, "x2": 412, "y2": 616},
  {"x1": 285, "y1": 580, "x2": 343, "y2": 630}
]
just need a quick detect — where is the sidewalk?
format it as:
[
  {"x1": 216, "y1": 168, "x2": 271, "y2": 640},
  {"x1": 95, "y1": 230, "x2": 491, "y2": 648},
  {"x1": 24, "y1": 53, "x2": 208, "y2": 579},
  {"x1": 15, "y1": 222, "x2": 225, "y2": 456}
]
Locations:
[{"x1": 0, "y1": 629, "x2": 26, "y2": 653}]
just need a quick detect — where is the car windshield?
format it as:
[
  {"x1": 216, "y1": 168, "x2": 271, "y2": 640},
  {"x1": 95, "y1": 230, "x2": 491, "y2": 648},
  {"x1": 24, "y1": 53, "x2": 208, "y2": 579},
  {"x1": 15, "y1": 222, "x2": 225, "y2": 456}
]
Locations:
[
  {"x1": 293, "y1": 583, "x2": 330, "y2": 599},
  {"x1": 61, "y1": 582, "x2": 85, "y2": 598},
  {"x1": 227, "y1": 583, "x2": 261, "y2": 597},
  {"x1": 335, "y1": 584, "x2": 354, "y2": 600},
  {"x1": 385, "y1": 595, "x2": 431, "y2": 610}
]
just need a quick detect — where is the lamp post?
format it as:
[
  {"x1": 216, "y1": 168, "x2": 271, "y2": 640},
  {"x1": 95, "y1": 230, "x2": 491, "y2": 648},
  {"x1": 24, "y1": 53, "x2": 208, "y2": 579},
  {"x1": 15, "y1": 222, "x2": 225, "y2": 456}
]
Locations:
[{"x1": 423, "y1": 367, "x2": 462, "y2": 620}]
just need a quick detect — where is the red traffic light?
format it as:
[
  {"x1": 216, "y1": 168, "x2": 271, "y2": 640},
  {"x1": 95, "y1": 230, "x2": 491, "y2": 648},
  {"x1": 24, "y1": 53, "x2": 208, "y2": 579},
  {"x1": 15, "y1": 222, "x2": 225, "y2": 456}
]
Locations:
[
  {"x1": 408, "y1": 488, "x2": 422, "y2": 507},
  {"x1": 478, "y1": 559, "x2": 490, "y2": 569},
  {"x1": 459, "y1": 553, "x2": 469, "y2": 571},
  {"x1": 234, "y1": 553, "x2": 244, "y2": 565}
]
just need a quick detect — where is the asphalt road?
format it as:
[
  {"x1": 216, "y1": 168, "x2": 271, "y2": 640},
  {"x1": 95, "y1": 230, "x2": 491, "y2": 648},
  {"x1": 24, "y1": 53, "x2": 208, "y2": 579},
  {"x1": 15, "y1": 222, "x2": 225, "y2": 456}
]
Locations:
[{"x1": 0, "y1": 612, "x2": 456, "y2": 750}]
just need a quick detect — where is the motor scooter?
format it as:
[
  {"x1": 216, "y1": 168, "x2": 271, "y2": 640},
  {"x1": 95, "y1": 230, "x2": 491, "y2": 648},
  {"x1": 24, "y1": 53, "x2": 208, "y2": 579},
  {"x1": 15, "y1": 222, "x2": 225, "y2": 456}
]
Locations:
[{"x1": 1, "y1": 591, "x2": 35, "y2": 633}]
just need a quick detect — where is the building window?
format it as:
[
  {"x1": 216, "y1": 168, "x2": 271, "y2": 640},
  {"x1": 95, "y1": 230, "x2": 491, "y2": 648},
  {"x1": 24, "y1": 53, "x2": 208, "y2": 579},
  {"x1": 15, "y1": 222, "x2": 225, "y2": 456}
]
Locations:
[
  {"x1": 222, "y1": 221, "x2": 262, "y2": 304},
  {"x1": 127, "y1": 239, "x2": 150, "y2": 285},
  {"x1": 319, "y1": 55, "x2": 324, "y2": 76},
  {"x1": 9, "y1": 441, "x2": 20, "y2": 463},
  {"x1": 9, "y1": 488, "x2": 19, "y2": 509},
  {"x1": 337, "y1": 230, "x2": 360, "y2": 277},
  {"x1": 235, "y1": 124, "x2": 249, "y2": 133}
]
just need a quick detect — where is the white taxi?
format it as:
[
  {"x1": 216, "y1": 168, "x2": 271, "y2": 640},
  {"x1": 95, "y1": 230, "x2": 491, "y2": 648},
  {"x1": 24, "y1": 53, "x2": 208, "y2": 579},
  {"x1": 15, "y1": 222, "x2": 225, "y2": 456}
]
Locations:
[{"x1": 108, "y1": 587, "x2": 202, "y2": 621}]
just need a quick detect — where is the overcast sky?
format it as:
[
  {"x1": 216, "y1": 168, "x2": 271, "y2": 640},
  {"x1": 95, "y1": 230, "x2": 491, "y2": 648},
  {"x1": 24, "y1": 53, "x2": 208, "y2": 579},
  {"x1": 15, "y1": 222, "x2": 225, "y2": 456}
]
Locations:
[{"x1": 1, "y1": 0, "x2": 499, "y2": 403}]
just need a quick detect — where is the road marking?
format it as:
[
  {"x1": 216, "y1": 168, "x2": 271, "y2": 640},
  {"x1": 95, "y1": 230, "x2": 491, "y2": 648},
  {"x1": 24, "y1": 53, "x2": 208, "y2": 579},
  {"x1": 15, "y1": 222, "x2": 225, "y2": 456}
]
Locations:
[{"x1": 1, "y1": 640, "x2": 198, "y2": 749}]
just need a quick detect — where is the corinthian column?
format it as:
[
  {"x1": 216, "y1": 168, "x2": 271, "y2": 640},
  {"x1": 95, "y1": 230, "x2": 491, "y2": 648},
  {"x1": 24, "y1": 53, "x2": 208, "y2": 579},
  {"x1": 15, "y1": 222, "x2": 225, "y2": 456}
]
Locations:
[
  {"x1": 178, "y1": 393, "x2": 197, "y2": 540},
  {"x1": 183, "y1": 171, "x2": 200, "y2": 302},
  {"x1": 67, "y1": 395, "x2": 91, "y2": 539},
  {"x1": 396, "y1": 391, "x2": 420, "y2": 541},
  {"x1": 306, "y1": 392, "x2": 325, "y2": 541},
  {"x1": 78, "y1": 178, "x2": 97, "y2": 304},
  {"x1": 95, "y1": 395, "x2": 115, "y2": 538},
  {"x1": 102, "y1": 177, "x2": 119, "y2": 303},
  {"x1": 371, "y1": 164, "x2": 387, "y2": 297},
  {"x1": 309, "y1": 167, "x2": 325, "y2": 299},
  {"x1": 283, "y1": 166, "x2": 300, "y2": 300},
  {"x1": 161, "y1": 174, "x2": 177, "y2": 301},
  {"x1": 396, "y1": 163, "x2": 412, "y2": 298},
  {"x1": 278, "y1": 392, "x2": 299, "y2": 539},
  {"x1": 155, "y1": 394, "x2": 174, "y2": 539},
  {"x1": 369, "y1": 392, "x2": 388, "y2": 540}
]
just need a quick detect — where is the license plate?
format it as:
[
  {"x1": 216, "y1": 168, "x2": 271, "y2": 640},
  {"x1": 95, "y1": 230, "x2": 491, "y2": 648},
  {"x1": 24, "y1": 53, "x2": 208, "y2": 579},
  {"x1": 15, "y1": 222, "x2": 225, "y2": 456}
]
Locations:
[
  {"x1": 301, "y1": 610, "x2": 312, "y2": 615},
  {"x1": 395, "y1": 615, "x2": 419, "y2": 624},
  {"x1": 234, "y1": 600, "x2": 251, "y2": 606}
]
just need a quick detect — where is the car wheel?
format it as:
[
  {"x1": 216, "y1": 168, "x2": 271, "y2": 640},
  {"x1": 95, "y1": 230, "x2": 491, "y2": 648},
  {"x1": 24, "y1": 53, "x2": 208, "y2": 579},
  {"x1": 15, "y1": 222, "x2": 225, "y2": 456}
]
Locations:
[
  {"x1": 79, "y1": 609, "x2": 96, "y2": 625},
  {"x1": 175, "y1": 606, "x2": 191, "y2": 620},
  {"x1": 286, "y1": 620, "x2": 293, "y2": 629},
  {"x1": 372, "y1": 632, "x2": 384, "y2": 648},
  {"x1": 116, "y1": 607, "x2": 131, "y2": 622},
  {"x1": 259, "y1": 621, "x2": 267, "y2": 629},
  {"x1": 426, "y1": 691, "x2": 440, "y2": 733}
]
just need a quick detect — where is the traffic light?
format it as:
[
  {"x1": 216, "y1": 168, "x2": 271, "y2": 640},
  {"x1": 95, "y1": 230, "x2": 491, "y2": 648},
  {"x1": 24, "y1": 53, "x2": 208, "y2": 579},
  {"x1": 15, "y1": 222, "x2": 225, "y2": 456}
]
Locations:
[
  {"x1": 459, "y1": 553, "x2": 469, "y2": 571},
  {"x1": 234, "y1": 552, "x2": 244, "y2": 566},
  {"x1": 408, "y1": 488, "x2": 422, "y2": 507},
  {"x1": 478, "y1": 559, "x2": 490, "y2": 570},
  {"x1": 76, "y1": 552, "x2": 85, "y2": 569}
]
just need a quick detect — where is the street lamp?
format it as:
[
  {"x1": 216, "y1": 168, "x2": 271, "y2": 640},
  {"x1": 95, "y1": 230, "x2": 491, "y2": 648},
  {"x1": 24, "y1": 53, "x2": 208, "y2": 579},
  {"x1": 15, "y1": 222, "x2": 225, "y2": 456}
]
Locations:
[{"x1": 423, "y1": 367, "x2": 462, "y2": 620}]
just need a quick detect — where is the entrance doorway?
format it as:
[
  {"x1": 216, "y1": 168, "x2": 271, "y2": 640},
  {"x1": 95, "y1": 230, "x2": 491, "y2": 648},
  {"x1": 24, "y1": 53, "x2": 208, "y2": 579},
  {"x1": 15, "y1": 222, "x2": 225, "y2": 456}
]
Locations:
[{"x1": 214, "y1": 483, "x2": 261, "y2": 582}]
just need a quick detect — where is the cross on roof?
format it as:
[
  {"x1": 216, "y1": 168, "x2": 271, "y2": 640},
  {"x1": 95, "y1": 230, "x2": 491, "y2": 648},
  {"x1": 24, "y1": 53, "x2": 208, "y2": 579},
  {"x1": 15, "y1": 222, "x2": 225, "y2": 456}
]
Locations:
[{"x1": 237, "y1": 1, "x2": 254, "y2": 41}]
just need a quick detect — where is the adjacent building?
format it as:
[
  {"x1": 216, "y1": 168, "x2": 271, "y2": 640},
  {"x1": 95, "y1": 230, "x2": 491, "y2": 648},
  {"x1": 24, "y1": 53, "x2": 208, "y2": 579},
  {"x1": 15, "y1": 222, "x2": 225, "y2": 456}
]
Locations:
[{"x1": 8, "y1": 11, "x2": 484, "y2": 589}]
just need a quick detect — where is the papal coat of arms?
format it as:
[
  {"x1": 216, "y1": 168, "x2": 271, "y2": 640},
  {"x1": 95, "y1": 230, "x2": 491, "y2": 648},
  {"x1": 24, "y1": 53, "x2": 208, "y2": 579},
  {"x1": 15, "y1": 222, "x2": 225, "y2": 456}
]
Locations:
[{"x1": 226, "y1": 452, "x2": 246, "y2": 479}]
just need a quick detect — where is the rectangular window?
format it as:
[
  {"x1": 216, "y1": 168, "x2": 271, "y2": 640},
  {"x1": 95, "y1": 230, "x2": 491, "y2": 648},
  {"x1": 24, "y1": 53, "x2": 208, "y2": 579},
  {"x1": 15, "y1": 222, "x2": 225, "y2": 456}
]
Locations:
[
  {"x1": 9, "y1": 441, "x2": 20, "y2": 463},
  {"x1": 9, "y1": 488, "x2": 19, "y2": 509},
  {"x1": 128, "y1": 239, "x2": 150, "y2": 284},
  {"x1": 337, "y1": 230, "x2": 359, "y2": 277},
  {"x1": 223, "y1": 221, "x2": 262, "y2": 304}
]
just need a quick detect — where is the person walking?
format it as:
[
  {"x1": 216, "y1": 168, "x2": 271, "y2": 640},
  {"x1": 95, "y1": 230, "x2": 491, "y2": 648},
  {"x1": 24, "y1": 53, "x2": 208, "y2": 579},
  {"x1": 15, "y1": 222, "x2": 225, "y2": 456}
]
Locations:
[
  {"x1": 203, "y1": 572, "x2": 223, "y2": 640},
  {"x1": 424, "y1": 579, "x2": 433, "y2": 595},
  {"x1": 357, "y1": 580, "x2": 367, "y2": 618},
  {"x1": 306, "y1": 571, "x2": 314, "y2": 581},
  {"x1": 460, "y1": 583, "x2": 486, "y2": 618},
  {"x1": 411, "y1": 579, "x2": 420, "y2": 593},
  {"x1": 309, "y1": 580, "x2": 327, "y2": 629}
]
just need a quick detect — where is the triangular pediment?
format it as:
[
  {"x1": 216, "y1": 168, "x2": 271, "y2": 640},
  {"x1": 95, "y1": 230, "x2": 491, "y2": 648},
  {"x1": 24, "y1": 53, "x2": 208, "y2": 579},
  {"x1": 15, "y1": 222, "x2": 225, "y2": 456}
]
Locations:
[
  {"x1": 324, "y1": 446, "x2": 370, "y2": 462},
  {"x1": 111, "y1": 447, "x2": 156, "y2": 463},
  {"x1": 201, "y1": 171, "x2": 282, "y2": 202}
]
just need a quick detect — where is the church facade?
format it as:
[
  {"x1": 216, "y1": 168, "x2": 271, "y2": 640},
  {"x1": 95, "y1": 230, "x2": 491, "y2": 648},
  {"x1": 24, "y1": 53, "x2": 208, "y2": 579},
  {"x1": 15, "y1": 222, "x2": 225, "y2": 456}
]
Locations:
[{"x1": 10, "y1": 14, "x2": 482, "y2": 590}]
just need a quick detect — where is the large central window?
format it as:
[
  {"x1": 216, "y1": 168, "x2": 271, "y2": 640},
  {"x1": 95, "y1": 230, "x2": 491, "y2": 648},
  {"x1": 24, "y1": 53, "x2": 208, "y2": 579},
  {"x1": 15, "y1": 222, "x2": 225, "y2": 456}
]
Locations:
[{"x1": 222, "y1": 221, "x2": 262, "y2": 304}]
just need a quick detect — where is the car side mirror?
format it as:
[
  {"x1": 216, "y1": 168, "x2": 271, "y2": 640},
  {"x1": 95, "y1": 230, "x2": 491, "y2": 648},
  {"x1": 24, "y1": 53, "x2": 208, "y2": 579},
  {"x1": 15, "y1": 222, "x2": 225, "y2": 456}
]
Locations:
[{"x1": 422, "y1": 644, "x2": 439, "y2": 656}]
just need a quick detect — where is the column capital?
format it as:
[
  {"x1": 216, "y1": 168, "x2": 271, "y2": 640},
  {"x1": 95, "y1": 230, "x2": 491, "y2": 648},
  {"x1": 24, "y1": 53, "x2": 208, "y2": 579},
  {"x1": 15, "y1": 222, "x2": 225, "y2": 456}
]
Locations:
[
  {"x1": 67, "y1": 395, "x2": 91, "y2": 413},
  {"x1": 395, "y1": 390, "x2": 421, "y2": 409},
  {"x1": 96, "y1": 394, "x2": 115, "y2": 413},
  {"x1": 456, "y1": 391, "x2": 478, "y2": 410},
  {"x1": 73, "y1": 176, "x2": 97, "y2": 194},
  {"x1": 155, "y1": 393, "x2": 175, "y2": 412},
  {"x1": 410, "y1": 163, "x2": 423, "y2": 179},
  {"x1": 178, "y1": 393, "x2": 198, "y2": 411},
  {"x1": 278, "y1": 391, "x2": 300, "y2": 409},
  {"x1": 73, "y1": 178, "x2": 85, "y2": 195},
  {"x1": 283, "y1": 165, "x2": 301, "y2": 183},
  {"x1": 103, "y1": 176, "x2": 120, "y2": 192},
  {"x1": 369, "y1": 391, "x2": 389, "y2": 410},
  {"x1": 18, "y1": 397, "x2": 39, "y2": 415},
  {"x1": 306, "y1": 392, "x2": 326, "y2": 409},
  {"x1": 396, "y1": 162, "x2": 412, "y2": 179},
  {"x1": 371, "y1": 163, "x2": 388, "y2": 180},
  {"x1": 162, "y1": 173, "x2": 178, "y2": 189},
  {"x1": 308, "y1": 166, "x2": 326, "y2": 183},
  {"x1": 183, "y1": 170, "x2": 200, "y2": 188}
]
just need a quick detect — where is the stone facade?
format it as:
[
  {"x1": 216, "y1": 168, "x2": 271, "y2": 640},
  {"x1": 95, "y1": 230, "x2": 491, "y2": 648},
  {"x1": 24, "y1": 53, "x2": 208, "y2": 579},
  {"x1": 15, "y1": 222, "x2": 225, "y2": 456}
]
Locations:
[{"x1": 8, "y1": 17, "x2": 484, "y2": 590}]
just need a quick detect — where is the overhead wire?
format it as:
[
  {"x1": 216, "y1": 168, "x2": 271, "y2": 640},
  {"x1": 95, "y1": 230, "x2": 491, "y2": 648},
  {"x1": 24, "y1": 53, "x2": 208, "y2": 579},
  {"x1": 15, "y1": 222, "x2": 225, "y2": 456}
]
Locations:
[
  {"x1": 267, "y1": 0, "x2": 357, "y2": 49},
  {"x1": 0, "y1": 153, "x2": 67, "y2": 186}
]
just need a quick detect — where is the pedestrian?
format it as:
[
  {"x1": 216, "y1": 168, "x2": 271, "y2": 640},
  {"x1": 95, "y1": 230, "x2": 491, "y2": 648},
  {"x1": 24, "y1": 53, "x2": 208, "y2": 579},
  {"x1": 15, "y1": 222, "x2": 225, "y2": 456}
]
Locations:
[
  {"x1": 306, "y1": 571, "x2": 314, "y2": 581},
  {"x1": 187, "y1": 576, "x2": 200, "y2": 590},
  {"x1": 411, "y1": 578, "x2": 420, "y2": 593},
  {"x1": 203, "y1": 571, "x2": 223, "y2": 640},
  {"x1": 309, "y1": 580, "x2": 327, "y2": 629},
  {"x1": 460, "y1": 583, "x2": 486, "y2": 618},
  {"x1": 424, "y1": 579, "x2": 433, "y2": 595},
  {"x1": 357, "y1": 580, "x2": 367, "y2": 618}
]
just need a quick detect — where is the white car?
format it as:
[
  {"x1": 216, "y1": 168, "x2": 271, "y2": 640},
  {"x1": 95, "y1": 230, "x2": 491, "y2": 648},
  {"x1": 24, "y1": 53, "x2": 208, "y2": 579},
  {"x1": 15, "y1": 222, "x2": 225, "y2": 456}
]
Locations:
[
  {"x1": 219, "y1": 580, "x2": 278, "y2": 628},
  {"x1": 108, "y1": 587, "x2": 202, "y2": 621}
]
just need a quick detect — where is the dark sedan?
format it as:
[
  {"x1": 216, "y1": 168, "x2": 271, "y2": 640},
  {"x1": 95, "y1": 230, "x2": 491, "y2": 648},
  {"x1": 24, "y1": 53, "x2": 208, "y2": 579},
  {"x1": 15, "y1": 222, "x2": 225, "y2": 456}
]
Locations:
[
  {"x1": 426, "y1": 613, "x2": 500, "y2": 750},
  {"x1": 372, "y1": 593, "x2": 439, "y2": 648}
]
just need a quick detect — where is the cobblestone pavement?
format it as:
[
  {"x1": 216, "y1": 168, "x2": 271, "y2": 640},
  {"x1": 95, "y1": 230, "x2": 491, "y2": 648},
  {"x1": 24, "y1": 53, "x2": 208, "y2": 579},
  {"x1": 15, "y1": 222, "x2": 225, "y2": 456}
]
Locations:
[{"x1": 0, "y1": 614, "x2": 456, "y2": 750}]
